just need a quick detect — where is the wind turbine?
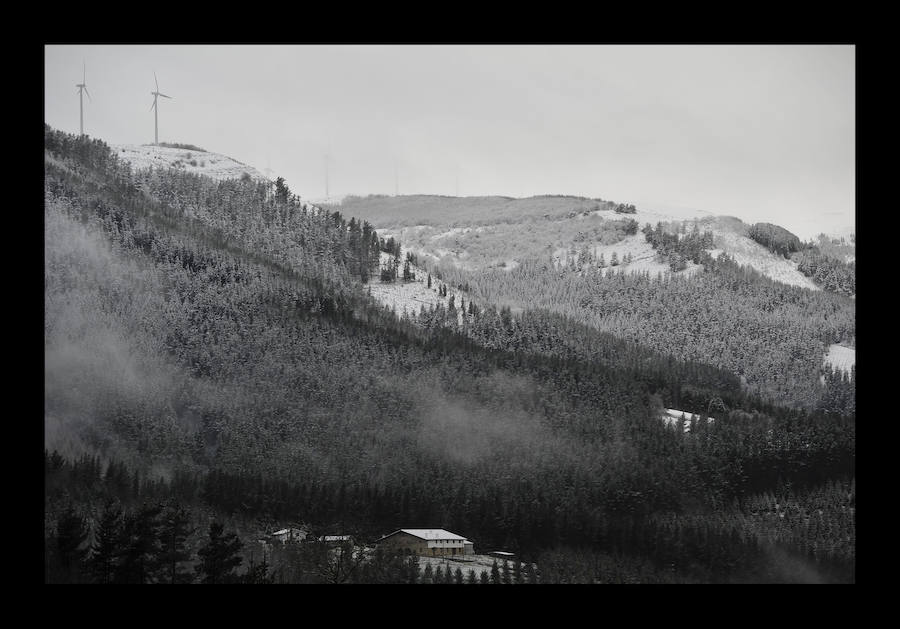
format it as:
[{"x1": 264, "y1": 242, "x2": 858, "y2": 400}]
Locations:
[
  {"x1": 150, "y1": 72, "x2": 172, "y2": 145},
  {"x1": 75, "y1": 62, "x2": 91, "y2": 136}
]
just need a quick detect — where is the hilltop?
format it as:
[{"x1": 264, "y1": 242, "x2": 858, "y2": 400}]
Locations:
[{"x1": 111, "y1": 143, "x2": 269, "y2": 182}]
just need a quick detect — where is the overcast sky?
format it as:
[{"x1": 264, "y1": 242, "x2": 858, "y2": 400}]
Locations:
[{"x1": 44, "y1": 44, "x2": 854, "y2": 239}]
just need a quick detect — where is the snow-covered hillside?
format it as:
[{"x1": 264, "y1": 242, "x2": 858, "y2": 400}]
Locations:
[
  {"x1": 587, "y1": 210, "x2": 822, "y2": 290},
  {"x1": 112, "y1": 144, "x2": 269, "y2": 182},
  {"x1": 708, "y1": 226, "x2": 819, "y2": 290},
  {"x1": 376, "y1": 205, "x2": 821, "y2": 289},
  {"x1": 366, "y1": 252, "x2": 472, "y2": 323},
  {"x1": 552, "y1": 233, "x2": 703, "y2": 279}
]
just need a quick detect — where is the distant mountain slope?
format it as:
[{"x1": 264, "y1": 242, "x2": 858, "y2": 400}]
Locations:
[
  {"x1": 327, "y1": 194, "x2": 720, "y2": 231},
  {"x1": 111, "y1": 143, "x2": 269, "y2": 182},
  {"x1": 327, "y1": 194, "x2": 607, "y2": 228},
  {"x1": 350, "y1": 196, "x2": 823, "y2": 290}
]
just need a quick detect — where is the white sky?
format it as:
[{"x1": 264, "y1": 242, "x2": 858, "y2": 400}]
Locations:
[{"x1": 44, "y1": 44, "x2": 855, "y2": 240}]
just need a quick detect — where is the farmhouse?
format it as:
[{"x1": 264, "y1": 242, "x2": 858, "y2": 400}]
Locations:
[{"x1": 376, "y1": 529, "x2": 474, "y2": 557}]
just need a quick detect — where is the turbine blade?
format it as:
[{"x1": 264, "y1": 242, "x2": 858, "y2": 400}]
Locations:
[
  {"x1": 84, "y1": 86, "x2": 92, "y2": 102},
  {"x1": 155, "y1": 72, "x2": 159, "y2": 92},
  {"x1": 158, "y1": 93, "x2": 172, "y2": 99},
  {"x1": 83, "y1": 61, "x2": 86, "y2": 84},
  {"x1": 150, "y1": 98, "x2": 156, "y2": 111}
]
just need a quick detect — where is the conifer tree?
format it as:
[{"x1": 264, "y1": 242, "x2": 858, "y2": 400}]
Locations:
[
  {"x1": 480, "y1": 569, "x2": 490, "y2": 584},
  {"x1": 524, "y1": 562, "x2": 538, "y2": 584},
  {"x1": 242, "y1": 553, "x2": 274, "y2": 584},
  {"x1": 422, "y1": 563, "x2": 434, "y2": 584},
  {"x1": 405, "y1": 556, "x2": 420, "y2": 584},
  {"x1": 454, "y1": 567, "x2": 464, "y2": 584},
  {"x1": 116, "y1": 503, "x2": 164, "y2": 584},
  {"x1": 88, "y1": 500, "x2": 123, "y2": 584},
  {"x1": 490, "y1": 560, "x2": 501, "y2": 584},
  {"x1": 195, "y1": 522, "x2": 244, "y2": 584},
  {"x1": 158, "y1": 505, "x2": 195, "y2": 584},
  {"x1": 513, "y1": 558, "x2": 523, "y2": 584},
  {"x1": 52, "y1": 505, "x2": 89, "y2": 583}
]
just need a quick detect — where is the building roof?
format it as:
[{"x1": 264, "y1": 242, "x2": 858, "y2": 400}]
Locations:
[
  {"x1": 272, "y1": 528, "x2": 305, "y2": 536},
  {"x1": 378, "y1": 528, "x2": 469, "y2": 542}
]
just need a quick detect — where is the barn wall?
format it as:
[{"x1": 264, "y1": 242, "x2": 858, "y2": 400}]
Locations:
[{"x1": 379, "y1": 533, "x2": 467, "y2": 556}]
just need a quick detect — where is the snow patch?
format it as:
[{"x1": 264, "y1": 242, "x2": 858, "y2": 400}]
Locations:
[
  {"x1": 823, "y1": 344, "x2": 855, "y2": 376},
  {"x1": 661, "y1": 408, "x2": 716, "y2": 433}
]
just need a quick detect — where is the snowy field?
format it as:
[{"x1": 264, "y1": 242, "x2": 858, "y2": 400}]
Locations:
[
  {"x1": 661, "y1": 408, "x2": 716, "y2": 433},
  {"x1": 112, "y1": 144, "x2": 268, "y2": 182},
  {"x1": 415, "y1": 553, "x2": 531, "y2": 582},
  {"x1": 823, "y1": 344, "x2": 855, "y2": 376}
]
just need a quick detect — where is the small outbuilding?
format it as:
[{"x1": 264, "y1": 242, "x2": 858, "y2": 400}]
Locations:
[
  {"x1": 489, "y1": 550, "x2": 516, "y2": 561},
  {"x1": 271, "y1": 527, "x2": 308, "y2": 544}
]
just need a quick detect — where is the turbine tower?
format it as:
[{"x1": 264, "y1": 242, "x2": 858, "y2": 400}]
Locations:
[
  {"x1": 150, "y1": 72, "x2": 172, "y2": 145},
  {"x1": 75, "y1": 62, "x2": 91, "y2": 136}
]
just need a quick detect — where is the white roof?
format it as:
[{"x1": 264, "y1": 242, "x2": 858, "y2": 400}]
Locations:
[
  {"x1": 382, "y1": 529, "x2": 468, "y2": 542},
  {"x1": 272, "y1": 528, "x2": 305, "y2": 536}
]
